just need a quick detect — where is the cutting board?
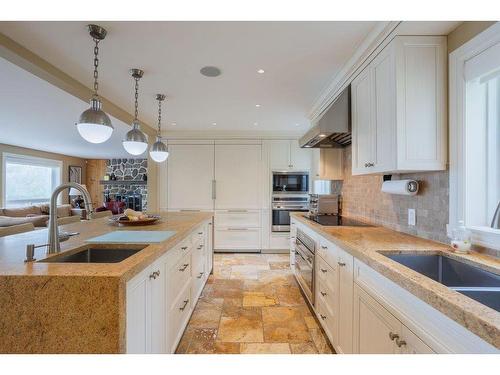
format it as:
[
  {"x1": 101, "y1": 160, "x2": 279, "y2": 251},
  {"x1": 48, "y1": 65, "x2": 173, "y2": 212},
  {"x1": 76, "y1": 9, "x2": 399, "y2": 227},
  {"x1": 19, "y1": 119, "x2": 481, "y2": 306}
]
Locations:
[{"x1": 86, "y1": 230, "x2": 177, "y2": 244}]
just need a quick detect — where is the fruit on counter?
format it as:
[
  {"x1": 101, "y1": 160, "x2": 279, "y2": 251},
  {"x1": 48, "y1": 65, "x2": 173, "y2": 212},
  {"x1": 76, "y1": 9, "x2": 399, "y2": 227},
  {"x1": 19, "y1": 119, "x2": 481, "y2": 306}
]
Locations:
[{"x1": 123, "y1": 208, "x2": 147, "y2": 221}]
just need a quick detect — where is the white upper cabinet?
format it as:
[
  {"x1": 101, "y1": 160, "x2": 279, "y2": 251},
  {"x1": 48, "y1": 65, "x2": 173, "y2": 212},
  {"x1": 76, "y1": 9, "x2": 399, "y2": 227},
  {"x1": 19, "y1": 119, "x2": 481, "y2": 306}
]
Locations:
[
  {"x1": 268, "y1": 140, "x2": 312, "y2": 171},
  {"x1": 351, "y1": 36, "x2": 447, "y2": 175},
  {"x1": 311, "y1": 148, "x2": 344, "y2": 180},
  {"x1": 214, "y1": 144, "x2": 262, "y2": 209},
  {"x1": 166, "y1": 144, "x2": 215, "y2": 210}
]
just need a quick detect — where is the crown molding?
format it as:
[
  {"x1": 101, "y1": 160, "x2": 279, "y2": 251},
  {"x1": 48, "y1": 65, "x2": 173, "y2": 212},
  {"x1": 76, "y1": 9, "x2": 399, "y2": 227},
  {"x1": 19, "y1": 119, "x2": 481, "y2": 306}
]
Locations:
[
  {"x1": 0, "y1": 32, "x2": 156, "y2": 137},
  {"x1": 162, "y1": 129, "x2": 304, "y2": 140},
  {"x1": 308, "y1": 21, "x2": 401, "y2": 122}
]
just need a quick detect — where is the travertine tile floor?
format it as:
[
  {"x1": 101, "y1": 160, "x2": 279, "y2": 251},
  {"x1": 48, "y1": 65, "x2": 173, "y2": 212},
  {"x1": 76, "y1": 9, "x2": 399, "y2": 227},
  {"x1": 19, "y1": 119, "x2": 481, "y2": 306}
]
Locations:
[{"x1": 175, "y1": 253, "x2": 334, "y2": 354}]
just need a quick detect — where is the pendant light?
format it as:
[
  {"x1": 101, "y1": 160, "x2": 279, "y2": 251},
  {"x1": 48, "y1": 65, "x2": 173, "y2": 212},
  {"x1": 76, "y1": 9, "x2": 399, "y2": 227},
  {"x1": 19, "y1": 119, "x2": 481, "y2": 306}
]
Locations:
[
  {"x1": 123, "y1": 69, "x2": 148, "y2": 155},
  {"x1": 149, "y1": 94, "x2": 169, "y2": 162},
  {"x1": 76, "y1": 24, "x2": 114, "y2": 144}
]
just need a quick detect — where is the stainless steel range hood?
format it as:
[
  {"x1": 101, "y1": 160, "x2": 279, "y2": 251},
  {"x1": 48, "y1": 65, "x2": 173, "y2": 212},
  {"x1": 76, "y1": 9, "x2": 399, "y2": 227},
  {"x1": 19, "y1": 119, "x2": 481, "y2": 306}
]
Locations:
[{"x1": 299, "y1": 86, "x2": 351, "y2": 148}]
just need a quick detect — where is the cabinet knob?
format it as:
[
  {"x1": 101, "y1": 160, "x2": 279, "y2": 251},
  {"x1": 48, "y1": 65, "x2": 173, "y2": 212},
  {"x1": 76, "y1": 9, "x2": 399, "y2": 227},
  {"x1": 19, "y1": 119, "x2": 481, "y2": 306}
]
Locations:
[{"x1": 389, "y1": 332, "x2": 399, "y2": 341}]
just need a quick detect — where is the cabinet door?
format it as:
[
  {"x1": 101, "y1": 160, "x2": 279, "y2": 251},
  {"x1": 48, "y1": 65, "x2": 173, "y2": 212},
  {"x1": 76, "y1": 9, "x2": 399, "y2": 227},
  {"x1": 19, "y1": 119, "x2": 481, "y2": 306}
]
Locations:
[
  {"x1": 150, "y1": 258, "x2": 166, "y2": 353},
  {"x1": 311, "y1": 149, "x2": 322, "y2": 179},
  {"x1": 214, "y1": 144, "x2": 261, "y2": 209},
  {"x1": 351, "y1": 67, "x2": 375, "y2": 175},
  {"x1": 289, "y1": 140, "x2": 311, "y2": 170},
  {"x1": 353, "y1": 284, "x2": 400, "y2": 354},
  {"x1": 399, "y1": 325, "x2": 435, "y2": 354},
  {"x1": 126, "y1": 267, "x2": 151, "y2": 354},
  {"x1": 371, "y1": 44, "x2": 397, "y2": 173},
  {"x1": 336, "y1": 248, "x2": 354, "y2": 354},
  {"x1": 268, "y1": 140, "x2": 291, "y2": 170},
  {"x1": 167, "y1": 144, "x2": 215, "y2": 210}
]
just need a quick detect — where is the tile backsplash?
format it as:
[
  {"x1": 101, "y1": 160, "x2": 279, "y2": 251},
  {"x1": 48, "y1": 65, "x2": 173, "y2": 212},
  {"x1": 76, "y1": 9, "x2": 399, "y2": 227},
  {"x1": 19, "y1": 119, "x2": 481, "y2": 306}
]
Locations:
[{"x1": 339, "y1": 146, "x2": 449, "y2": 243}]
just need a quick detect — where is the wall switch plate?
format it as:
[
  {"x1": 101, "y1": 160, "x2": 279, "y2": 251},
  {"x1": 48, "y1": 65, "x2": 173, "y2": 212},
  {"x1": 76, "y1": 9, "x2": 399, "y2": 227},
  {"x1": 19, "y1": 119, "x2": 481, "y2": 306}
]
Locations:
[{"x1": 408, "y1": 209, "x2": 416, "y2": 226}]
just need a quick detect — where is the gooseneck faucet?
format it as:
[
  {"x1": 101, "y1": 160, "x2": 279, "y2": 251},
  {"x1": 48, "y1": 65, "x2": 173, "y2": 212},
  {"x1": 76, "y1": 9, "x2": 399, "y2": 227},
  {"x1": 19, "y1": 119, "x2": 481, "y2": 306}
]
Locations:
[
  {"x1": 47, "y1": 182, "x2": 93, "y2": 254},
  {"x1": 491, "y1": 201, "x2": 500, "y2": 230}
]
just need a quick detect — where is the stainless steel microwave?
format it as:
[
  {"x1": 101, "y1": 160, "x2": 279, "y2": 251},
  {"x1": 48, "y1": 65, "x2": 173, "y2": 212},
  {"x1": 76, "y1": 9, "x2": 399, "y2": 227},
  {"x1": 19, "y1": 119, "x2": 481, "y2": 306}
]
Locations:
[{"x1": 272, "y1": 171, "x2": 309, "y2": 194}]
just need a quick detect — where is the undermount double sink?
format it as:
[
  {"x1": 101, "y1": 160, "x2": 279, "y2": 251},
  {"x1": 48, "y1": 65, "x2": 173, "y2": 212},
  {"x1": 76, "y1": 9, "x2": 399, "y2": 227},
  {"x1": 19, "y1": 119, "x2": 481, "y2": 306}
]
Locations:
[
  {"x1": 383, "y1": 253, "x2": 500, "y2": 312},
  {"x1": 40, "y1": 246, "x2": 146, "y2": 264}
]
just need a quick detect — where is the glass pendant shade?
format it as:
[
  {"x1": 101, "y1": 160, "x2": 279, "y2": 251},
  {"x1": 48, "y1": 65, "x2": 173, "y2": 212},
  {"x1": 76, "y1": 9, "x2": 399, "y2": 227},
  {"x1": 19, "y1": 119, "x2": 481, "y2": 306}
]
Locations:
[
  {"x1": 123, "y1": 121, "x2": 148, "y2": 155},
  {"x1": 77, "y1": 98, "x2": 114, "y2": 144},
  {"x1": 150, "y1": 136, "x2": 169, "y2": 162}
]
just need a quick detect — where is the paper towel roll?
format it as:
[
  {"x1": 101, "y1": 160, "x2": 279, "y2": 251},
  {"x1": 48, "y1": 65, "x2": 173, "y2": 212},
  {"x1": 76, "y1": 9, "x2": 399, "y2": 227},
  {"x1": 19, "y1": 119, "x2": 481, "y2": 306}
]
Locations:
[{"x1": 381, "y1": 180, "x2": 419, "y2": 196}]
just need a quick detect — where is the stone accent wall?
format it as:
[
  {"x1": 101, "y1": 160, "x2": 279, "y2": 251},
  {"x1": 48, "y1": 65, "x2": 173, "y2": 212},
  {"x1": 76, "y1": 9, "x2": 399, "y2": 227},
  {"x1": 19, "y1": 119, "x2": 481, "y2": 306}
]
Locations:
[
  {"x1": 339, "y1": 146, "x2": 449, "y2": 243},
  {"x1": 104, "y1": 159, "x2": 148, "y2": 211}
]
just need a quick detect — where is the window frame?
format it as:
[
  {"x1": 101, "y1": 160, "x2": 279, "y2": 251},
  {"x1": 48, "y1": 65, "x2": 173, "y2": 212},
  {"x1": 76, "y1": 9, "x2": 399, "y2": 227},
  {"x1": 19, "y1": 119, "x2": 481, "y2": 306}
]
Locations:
[
  {"x1": 449, "y1": 21, "x2": 500, "y2": 250},
  {"x1": 2, "y1": 152, "x2": 63, "y2": 208}
]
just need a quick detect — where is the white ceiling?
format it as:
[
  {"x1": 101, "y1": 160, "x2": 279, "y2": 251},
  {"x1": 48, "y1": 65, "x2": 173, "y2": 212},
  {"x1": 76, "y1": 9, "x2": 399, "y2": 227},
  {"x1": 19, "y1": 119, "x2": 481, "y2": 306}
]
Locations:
[
  {"x1": 0, "y1": 57, "x2": 138, "y2": 158},
  {"x1": 0, "y1": 21, "x2": 379, "y2": 136}
]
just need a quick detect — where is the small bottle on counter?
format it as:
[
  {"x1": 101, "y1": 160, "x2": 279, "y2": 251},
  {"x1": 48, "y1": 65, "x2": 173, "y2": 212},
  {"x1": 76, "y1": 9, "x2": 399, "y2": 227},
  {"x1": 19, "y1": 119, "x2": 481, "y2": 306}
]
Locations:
[{"x1": 450, "y1": 221, "x2": 472, "y2": 254}]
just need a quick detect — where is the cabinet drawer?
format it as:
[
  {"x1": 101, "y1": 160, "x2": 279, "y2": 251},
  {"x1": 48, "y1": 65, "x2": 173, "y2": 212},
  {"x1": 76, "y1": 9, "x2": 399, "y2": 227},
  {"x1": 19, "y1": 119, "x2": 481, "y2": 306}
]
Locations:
[
  {"x1": 215, "y1": 210, "x2": 261, "y2": 228},
  {"x1": 316, "y1": 297, "x2": 335, "y2": 344},
  {"x1": 167, "y1": 252, "x2": 191, "y2": 307},
  {"x1": 168, "y1": 238, "x2": 192, "y2": 266},
  {"x1": 168, "y1": 283, "x2": 191, "y2": 353},
  {"x1": 316, "y1": 255, "x2": 336, "y2": 293},
  {"x1": 214, "y1": 228, "x2": 261, "y2": 249},
  {"x1": 318, "y1": 237, "x2": 339, "y2": 269},
  {"x1": 192, "y1": 224, "x2": 208, "y2": 245},
  {"x1": 317, "y1": 276, "x2": 335, "y2": 315}
]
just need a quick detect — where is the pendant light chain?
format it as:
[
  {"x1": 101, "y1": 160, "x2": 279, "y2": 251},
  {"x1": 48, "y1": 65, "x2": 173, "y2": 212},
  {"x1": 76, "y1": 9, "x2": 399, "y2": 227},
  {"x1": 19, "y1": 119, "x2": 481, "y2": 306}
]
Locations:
[
  {"x1": 134, "y1": 76, "x2": 140, "y2": 121},
  {"x1": 93, "y1": 39, "x2": 100, "y2": 97},
  {"x1": 157, "y1": 98, "x2": 162, "y2": 135}
]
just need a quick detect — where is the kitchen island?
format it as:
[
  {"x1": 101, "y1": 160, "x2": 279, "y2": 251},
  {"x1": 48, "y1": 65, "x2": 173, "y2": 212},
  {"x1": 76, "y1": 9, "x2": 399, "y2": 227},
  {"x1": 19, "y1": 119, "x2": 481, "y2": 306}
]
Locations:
[
  {"x1": 290, "y1": 212, "x2": 500, "y2": 353},
  {"x1": 0, "y1": 211, "x2": 213, "y2": 353}
]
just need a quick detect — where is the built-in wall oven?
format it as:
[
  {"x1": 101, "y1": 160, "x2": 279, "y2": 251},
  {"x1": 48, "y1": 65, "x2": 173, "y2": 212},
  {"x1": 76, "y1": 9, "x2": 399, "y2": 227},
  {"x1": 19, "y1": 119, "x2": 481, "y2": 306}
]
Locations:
[
  {"x1": 271, "y1": 195, "x2": 309, "y2": 232},
  {"x1": 294, "y1": 228, "x2": 315, "y2": 306},
  {"x1": 272, "y1": 171, "x2": 309, "y2": 194}
]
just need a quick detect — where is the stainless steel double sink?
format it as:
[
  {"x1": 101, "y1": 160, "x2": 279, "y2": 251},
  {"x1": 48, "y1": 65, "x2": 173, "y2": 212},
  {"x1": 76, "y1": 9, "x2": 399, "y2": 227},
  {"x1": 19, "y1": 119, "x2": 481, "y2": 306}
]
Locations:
[
  {"x1": 383, "y1": 254, "x2": 500, "y2": 312},
  {"x1": 39, "y1": 245, "x2": 146, "y2": 264}
]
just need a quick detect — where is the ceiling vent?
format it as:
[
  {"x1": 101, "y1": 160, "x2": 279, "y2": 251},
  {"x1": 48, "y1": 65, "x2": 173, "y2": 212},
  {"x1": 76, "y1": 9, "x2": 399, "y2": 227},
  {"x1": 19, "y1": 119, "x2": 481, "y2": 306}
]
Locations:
[{"x1": 200, "y1": 66, "x2": 222, "y2": 77}]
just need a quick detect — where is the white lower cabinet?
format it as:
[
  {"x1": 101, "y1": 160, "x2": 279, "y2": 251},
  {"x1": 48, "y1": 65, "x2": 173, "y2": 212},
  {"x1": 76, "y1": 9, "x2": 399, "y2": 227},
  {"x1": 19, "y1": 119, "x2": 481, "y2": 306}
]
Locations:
[
  {"x1": 353, "y1": 284, "x2": 434, "y2": 354},
  {"x1": 290, "y1": 220, "x2": 497, "y2": 354},
  {"x1": 125, "y1": 222, "x2": 211, "y2": 353}
]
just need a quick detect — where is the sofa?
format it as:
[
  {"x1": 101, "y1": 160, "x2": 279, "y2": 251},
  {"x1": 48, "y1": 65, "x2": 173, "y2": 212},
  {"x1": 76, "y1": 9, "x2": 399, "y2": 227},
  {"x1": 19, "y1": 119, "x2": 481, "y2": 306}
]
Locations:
[{"x1": 0, "y1": 204, "x2": 76, "y2": 228}]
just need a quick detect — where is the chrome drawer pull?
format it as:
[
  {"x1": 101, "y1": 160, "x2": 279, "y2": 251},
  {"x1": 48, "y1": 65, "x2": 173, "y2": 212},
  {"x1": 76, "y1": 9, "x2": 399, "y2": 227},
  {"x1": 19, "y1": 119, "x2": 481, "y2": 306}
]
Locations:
[
  {"x1": 181, "y1": 246, "x2": 188, "y2": 251},
  {"x1": 320, "y1": 268, "x2": 327, "y2": 273},
  {"x1": 197, "y1": 245, "x2": 204, "y2": 250},
  {"x1": 179, "y1": 264, "x2": 189, "y2": 272},
  {"x1": 321, "y1": 245, "x2": 327, "y2": 249},
  {"x1": 320, "y1": 291, "x2": 327, "y2": 297},
  {"x1": 389, "y1": 332, "x2": 399, "y2": 341},
  {"x1": 149, "y1": 272, "x2": 157, "y2": 280},
  {"x1": 179, "y1": 299, "x2": 189, "y2": 311},
  {"x1": 320, "y1": 314, "x2": 327, "y2": 320},
  {"x1": 197, "y1": 272, "x2": 204, "y2": 279},
  {"x1": 338, "y1": 261, "x2": 346, "y2": 267},
  {"x1": 198, "y1": 232, "x2": 203, "y2": 235}
]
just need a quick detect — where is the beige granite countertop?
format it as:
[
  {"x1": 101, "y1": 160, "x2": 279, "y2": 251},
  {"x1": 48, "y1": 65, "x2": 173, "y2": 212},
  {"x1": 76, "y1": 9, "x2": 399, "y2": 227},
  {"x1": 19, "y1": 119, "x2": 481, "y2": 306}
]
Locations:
[
  {"x1": 0, "y1": 211, "x2": 213, "y2": 353},
  {"x1": 290, "y1": 212, "x2": 500, "y2": 349}
]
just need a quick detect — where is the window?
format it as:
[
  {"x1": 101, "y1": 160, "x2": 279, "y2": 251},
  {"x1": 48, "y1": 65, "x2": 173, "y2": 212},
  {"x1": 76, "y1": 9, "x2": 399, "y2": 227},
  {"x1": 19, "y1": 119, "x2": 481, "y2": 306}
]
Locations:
[
  {"x1": 450, "y1": 22, "x2": 500, "y2": 250},
  {"x1": 2, "y1": 153, "x2": 62, "y2": 208}
]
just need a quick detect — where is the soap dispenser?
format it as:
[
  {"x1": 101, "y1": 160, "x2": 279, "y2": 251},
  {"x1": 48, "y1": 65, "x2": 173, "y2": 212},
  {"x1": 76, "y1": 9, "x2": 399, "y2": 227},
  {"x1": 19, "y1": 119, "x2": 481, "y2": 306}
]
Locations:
[{"x1": 451, "y1": 221, "x2": 472, "y2": 254}]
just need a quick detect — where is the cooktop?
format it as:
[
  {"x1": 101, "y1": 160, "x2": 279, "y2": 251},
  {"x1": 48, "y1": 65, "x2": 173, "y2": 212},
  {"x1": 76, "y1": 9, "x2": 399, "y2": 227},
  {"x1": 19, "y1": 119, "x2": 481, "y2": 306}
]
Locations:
[{"x1": 307, "y1": 215, "x2": 373, "y2": 227}]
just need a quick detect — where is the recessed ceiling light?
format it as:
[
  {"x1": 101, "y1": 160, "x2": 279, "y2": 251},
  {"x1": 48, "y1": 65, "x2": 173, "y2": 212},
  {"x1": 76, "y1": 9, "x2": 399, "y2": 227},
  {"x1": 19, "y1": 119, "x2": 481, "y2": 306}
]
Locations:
[
  {"x1": 295, "y1": 123, "x2": 300, "y2": 126},
  {"x1": 212, "y1": 122, "x2": 217, "y2": 126},
  {"x1": 171, "y1": 122, "x2": 177, "y2": 126},
  {"x1": 255, "y1": 104, "x2": 261, "y2": 108},
  {"x1": 257, "y1": 69, "x2": 265, "y2": 74},
  {"x1": 200, "y1": 66, "x2": 222, "y2": 77},
  {"x1": 254, "y1": 122, "x2": 258, "y2": 126}
]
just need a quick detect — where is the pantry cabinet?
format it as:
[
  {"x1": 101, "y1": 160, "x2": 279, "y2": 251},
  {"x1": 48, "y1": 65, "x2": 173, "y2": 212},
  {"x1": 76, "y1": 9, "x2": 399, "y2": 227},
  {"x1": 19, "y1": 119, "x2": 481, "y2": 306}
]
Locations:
[
  {"x1": 267, "y1": 140, "x2": 311, "y2": 171},
  {"x1": 351, "y1": 35, "x2": 447, "y2": 175}
]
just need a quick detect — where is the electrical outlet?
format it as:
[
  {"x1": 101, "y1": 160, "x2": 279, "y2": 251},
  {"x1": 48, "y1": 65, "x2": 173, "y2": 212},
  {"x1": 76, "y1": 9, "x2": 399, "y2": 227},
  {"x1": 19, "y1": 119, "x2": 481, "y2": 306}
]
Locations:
[{"x1": 408, "y1": 209, "x2": 416, "y2": 226}]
